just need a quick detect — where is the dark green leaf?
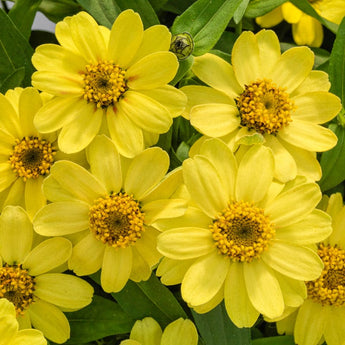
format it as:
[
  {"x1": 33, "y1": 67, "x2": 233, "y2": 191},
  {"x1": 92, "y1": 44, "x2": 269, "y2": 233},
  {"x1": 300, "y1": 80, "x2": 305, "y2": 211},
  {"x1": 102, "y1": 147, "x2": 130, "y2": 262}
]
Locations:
[
  {"x1": 64, "y1": 295, "x2": 134, "y2": 344},
  {"x1": 76, "y1": 0, "x2": 121, "y2": 28},
  {"x1": 245, "y1": 0, "x2": 287, "y2": 18},
  {"x1": 8, "y1": 0, "x2": 42, "y2": 39},
  {"x1": 39, "y1": 0, "x2": 83, "y2": 23},
  {"x1": 252, "y1": 335, "x2": 295, "y2": 345},
  {"x1": 163, "y1": 0, "x2": 194, "y2": 15},
  {"x1": 115, "y1": 0, "x2": 160, "y2": 27},
  {"x1": 170, "y1": 56, "x2": 194, "y2": 86},
  {"x1": 319, "y1": 123, "x2": 345, "y2": 192},
  {"x1": 111, "y1": 273, "x2": 187, "y2": 328},
  {"x1": 171, "y1": 0, "x2": 243, "y2": 56},
  {"x1": 0, "y1": 9, "x2": 35, "y2": 88},
  {"x1": 0, "y1": 67, "x2": 25, "y2": 93},
  {"x1": 192, "y1": 303, "x2": 251, "y2": 345},
  {"x1": 328, "y1": 17, "x2": 345, "y2": 103},
  {"x1": 149, "y1": 0, "x2": 168, "y2": 12},
  {"x1": 233, "y1": 0, "x2": 250, "y2": 24},
  {"x1": 290, "y1": 0, "x2": 338, "y2": 33}
]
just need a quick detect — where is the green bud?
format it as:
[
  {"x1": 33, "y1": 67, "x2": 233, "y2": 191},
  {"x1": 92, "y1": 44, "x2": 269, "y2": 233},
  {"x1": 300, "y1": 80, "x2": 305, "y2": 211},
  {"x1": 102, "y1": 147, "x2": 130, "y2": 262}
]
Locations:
[{"x1": 170, "y1": 32, "x2": 194, "y2": 60}]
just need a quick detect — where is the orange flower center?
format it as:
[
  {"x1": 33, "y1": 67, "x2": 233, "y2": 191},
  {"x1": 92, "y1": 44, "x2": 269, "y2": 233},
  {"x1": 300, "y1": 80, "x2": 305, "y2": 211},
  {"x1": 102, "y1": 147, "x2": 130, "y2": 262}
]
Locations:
[
  {"x1": 89, "y1": 192, "x2": 145, "y2": 248},
  {"x1": 210, "y1": 200, "x2": 275, "y2": 262},
  {"x1": 236, "y1": 79, "x2": 294, "y2": 134},
  {"x1": 0, "y1": 264, "x2": 35, "y2": 315},
  {"x1": 82, "y1": 61, "x2": 127, "y2": 108}
]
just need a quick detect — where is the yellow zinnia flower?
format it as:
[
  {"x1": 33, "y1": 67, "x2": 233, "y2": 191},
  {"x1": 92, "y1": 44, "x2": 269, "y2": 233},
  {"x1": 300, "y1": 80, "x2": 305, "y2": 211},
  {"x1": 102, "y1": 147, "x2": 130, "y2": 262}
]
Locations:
[
  {"x1": 120, "y1": 317, "x2": 198, "y2": 345},
  {"x1": 275, "y1": 193, "x2": 345, "y2": 345},
  {"x1": 181, "y1": 29, "x2": 341, "y2": 182},
  {"x1": 0, "y1": 87, "x2": 86, "y2": 219},
  {"x1": 0, "y1": 298, "x2": 47, "y2": 345},
  {"x1": 33, "y1": 135, "x2": 187, "y2": 293},
  {"x1": 31, "y1": 10, "x2": 186, "y2": 157},
  {"x1": 256, "y1": 1, "x2": 345, "y2": 47},
  {"x1": 0, "y1": 206, "x2": 93, "y2": 344},
  {"x1": 157, "y1": 138, "x2": 332, "y2": 327}
]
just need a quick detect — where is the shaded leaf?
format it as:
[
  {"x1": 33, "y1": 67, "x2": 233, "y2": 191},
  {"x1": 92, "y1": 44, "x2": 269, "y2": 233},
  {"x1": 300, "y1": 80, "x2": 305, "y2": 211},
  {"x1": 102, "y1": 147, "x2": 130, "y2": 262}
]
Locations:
[
  {"x1": 245, "y1": 0, "x2": 287, "y2": 18},
  {"x1": 0, "y1": 67, "x2": 25, "y2": 94},
  {"x1": 39, "y1": 0, "x2": 82, "y2": 23},
  {"x1": 252, "y1": 335, "x2": 295, "y2": 345},
  {"x1": 170, "y1": 56, "x2": 194, "y2": 86}
]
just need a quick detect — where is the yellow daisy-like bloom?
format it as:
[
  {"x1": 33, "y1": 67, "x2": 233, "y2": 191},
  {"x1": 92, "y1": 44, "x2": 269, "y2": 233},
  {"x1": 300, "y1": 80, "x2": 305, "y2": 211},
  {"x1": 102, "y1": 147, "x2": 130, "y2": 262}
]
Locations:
[
  {"x1": 0, "y1": 298, "x2": 47, "y2": 345},
  {"x1": 157, "y1": 138, "x2": 332, "y2": 327},
  {"x1": 31, "y1": 10, "x2": 186, "y2": 157},
  {"x1": 0, "y1": 206, "x2": 93, "y2": 344},
  {"x1": 33, "y1": 135, "x2": 187, "y2": 293},
  {"x1": 275, "y1": 193, "x2": 345, "y2": 345},
  {"x1": 256, "y1": 1, "x2": 345, "y2": 47},
  {"x1": 120, "y1": 317, "x2": 198, "y2": 345},
  {"x1": 0, "y1": 87, "x2": 86, "y2": 219},
  {"x1": 181, "y1": 29, "x2": 341, "y2": 182}
]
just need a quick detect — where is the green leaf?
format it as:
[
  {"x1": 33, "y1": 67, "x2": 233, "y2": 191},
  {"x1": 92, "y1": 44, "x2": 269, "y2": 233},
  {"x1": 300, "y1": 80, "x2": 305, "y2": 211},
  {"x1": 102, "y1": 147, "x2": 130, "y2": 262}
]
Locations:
[
  {"x1": 245, "y1": 0, "x2": 287, "y2": 18},
  {"x1": 0, "y1": 9, "x2": 35, "y2": 88},
  {"x1": 319, "y1": 123, "x2": 345, "y2": 192},
  {"x1": 290, "y1": 0, "x2": 338, "y2": 33},
  {"x1": 76, "y1": 0, "x2": 121, "y2": 28},
  {"x1": 170, "y1": 56, "x2": 194, "y2": 86},
  {"x1": 111, "y1": 273, "x2": 187, "y2": 328},
  {"x1": 149, "y1": 0, "x2": 168, "y2": 12},
  {"x1": 163, "y1": 0, "x2": 194, "y2": 15},
  {"x1": 39, "y1": 0, "x2": 83, "y2": 23},
  {"x1": 192, "y1": 303, "x2": 251, "y2": 345},
  {"x1": 233, "y1": 0, "x2": 250, "y2": 24},
  {"x1": 171, "y1": 0, "x2": 243, "y2": 56},
  {"x1": 0, "y1": 67, "x2": 25, "y2": 94},
  {"x1": 64, "y1": 295, "x2": 134, "y2": 344},
  {"x1": 252, "y1": 335, "x2": 295, "y2": 345},
  {"x1": 8, "y1": 0, "x2": 42, "y2": 39},
  {"x1": 115, "y1": 0, "x2": 160, "y2": 27},
  {"x1": 328, "y1": 17, "x2": 345, "y2": 103}
]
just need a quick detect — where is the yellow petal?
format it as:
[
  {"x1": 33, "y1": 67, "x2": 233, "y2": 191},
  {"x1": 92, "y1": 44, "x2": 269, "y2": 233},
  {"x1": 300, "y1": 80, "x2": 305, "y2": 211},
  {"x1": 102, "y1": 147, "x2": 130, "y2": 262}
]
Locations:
[
  {"x1": 130, "y1": 317, "x2": 162, "y2": 345},
  {"x1": 129, "y1": 246, "x2": 151, "y2": 282},
  {"x1": 108, "y1": 9, "x2": 144, "y2": 68},
  {"x1": 324, "y1": 307, "x2": 345, "y2": 345},
  {"x1": 0, "y1": 315, "x2": 17, "y2": 345},
  {"x1": 256, "y1": 6, "x2": 283, "y2": 27},
  {"x1": 192, "y1": 53, "x2": 242, "y2": 98},
  {"x1": 0, "y1": 94, "x2": 22, "y2": 138},
  {"x1": 281, "y1": 2, "x2": 303, "y2": 23},
  {"x1": 0, "y1": 163, "x2": 16, "y2": 192},
  {"x1": 181, "y1": 251, "x2": 229, "y2": 306},
  {"x1": 161, "y1": 319, "x2": 198, "y2": 345},
  {"x1": 292, "y1": 15, "x2": 323, "y2": 47},
  {"x1": 25, "y1": 177, "x2": 46, "y2": 220},
  {"x1": 11, "y1": 329, "x2": 47, "y2": 345}
]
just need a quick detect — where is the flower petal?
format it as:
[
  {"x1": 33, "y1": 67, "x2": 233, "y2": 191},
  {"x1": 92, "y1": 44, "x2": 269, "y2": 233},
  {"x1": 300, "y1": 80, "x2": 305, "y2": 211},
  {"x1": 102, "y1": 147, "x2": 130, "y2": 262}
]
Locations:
[
  {"x1": 192, "y1": 53, "x2": 243, "y2": 98},
  {"x1": 101, "y1": 246, "x2": 132, "y2": 293},
  {"x1": 129, "y1": 246, "x2": 151, "y2": 282},
  {"x1": 262, "y1": 240, "x2": 323, "y2": 280},
  {"x1": 23, "y1": 237, "x2": 72, "y2": 276},
  {"x1": 130, "y1": 317, "x2": 162, "y2": 345},
  {"x1": 0, "y1": 163, "x2": 16, "y2": 192},
  {"x1": 243, "y1": 260, "x2": 284, "y2": 318},
  {"x1": 161, "y1": 319, "x2": 198, "y2": 345},
  {"x1": 0, "y1": 206, "x2": 33, "y2": 264},
  {"x1": 224, "y1": 262, "x2": 260, "y2": 327},
  {"x1": 25, "y1": 177, "x2": 46, "y2": 220},
  {"x1": 11, "y1": 329, "x2": 47, "y2": 345},
  {"x1": 324, "y1": 307, "x2": 345, "y2": 345},
  {"x1": 291, "y1": 70, "x2": 331, "y2": 97},
  {"x1": 190, "y1": 103, "x2": 240, "y2": 137},
  {"x1": 292, "y1": 15, "x2": 323, "y2": 47},
  {"x1": 182, "y1": 251, "x2": 229, "y2": 306},
  {"x1": 0, "y1": 94, "x2": 22, "y2": 138},
  {"x1": 33, "y1": 201, "x2": 90, "y2": 236},
  {"x1": 157, "y1": 228, "x2": 214, "y2": 260},
  {"x1": 0, "y1": 315, "x2": 17, "y2": 345},
  {"x1": 34, "y1": 273, "x2": 93, "y2": 309}
]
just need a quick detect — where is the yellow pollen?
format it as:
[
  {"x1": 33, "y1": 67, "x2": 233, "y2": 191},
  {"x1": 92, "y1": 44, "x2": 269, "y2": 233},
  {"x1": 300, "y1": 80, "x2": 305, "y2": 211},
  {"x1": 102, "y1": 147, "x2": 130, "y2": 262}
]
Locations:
[
  {"x1": 210, "y1": 200, "x2": 275, "y2": 262},
  {"x1": 89, "y1": 192, "x2": 145, "y2": 248},
  {"x1": 9, "y1": 136, "x2": 56, "y2": 181},
  {"x1": 236, "y1": 79, "x2": 295, "y2": 134},
  {"x1": 0, "y1": 264, "x2": 35, "y2": 316},
  {"x1": 307, "y1": 244, "x2": 345, "y2": 306},
  {"x1": 82, "y1": 61, "x2": 127, "y2": 108}
]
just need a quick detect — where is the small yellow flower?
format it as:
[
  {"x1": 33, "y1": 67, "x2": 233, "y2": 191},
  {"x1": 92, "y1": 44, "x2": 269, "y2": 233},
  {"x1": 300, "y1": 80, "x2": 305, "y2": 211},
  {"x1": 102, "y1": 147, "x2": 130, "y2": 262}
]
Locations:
[
  {"x1": 181, "y1": 29, "x2": 341, "y2": 182},
  {"x1": 0, "y1": 87, "x2": 86, "y2": 219},
  {"x1": 157, "y1": 138, "x2": 332, "y2": 327},
  {"x1": 256, "y1": 1, "x2": 345, "y2": 47},
  {"x1": 275, "y1": 193, "x2": 345, "y2": 345},
  {"x1": 0, "y1": 298, "x2": 46, "y2": 345},
  {"x1": 31, "y1": 10, "x2": 186, "y2": 157},
  {"x1": 120, "y1": 317, "x2": 198, "y2": 345},
  {"x1": 0, "y1": 206, "x2": 93, "y2": 344},
  {"x1": 33, "y1": 135, "x2": 187, "y2": 293}
]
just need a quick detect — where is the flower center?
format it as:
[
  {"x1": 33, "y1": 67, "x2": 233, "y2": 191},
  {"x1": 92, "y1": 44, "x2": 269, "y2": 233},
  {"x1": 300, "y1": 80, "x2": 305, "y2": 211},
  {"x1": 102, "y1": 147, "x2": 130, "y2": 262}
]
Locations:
[
  {"x1": 9, "y1": 136, "x2": 56, "y2": 181},
  {"x1": 82, "y1": 61, "x2": 127, "y2": 108},
  {"x1": 89, "y1": 192, "x2": 145, "y2": 248},
  {"x1": 236, "y1": 79, "x2": 294, "y2": 134},
  {"x1": 210, "y1": 200, "x2": 275, "y2": 262},
  {"x1": 306, "y1": 244, "x2": 345, "y2": 306},
  {"x1": 0, "y1": 264, "x2": 35, "y2": 315}
]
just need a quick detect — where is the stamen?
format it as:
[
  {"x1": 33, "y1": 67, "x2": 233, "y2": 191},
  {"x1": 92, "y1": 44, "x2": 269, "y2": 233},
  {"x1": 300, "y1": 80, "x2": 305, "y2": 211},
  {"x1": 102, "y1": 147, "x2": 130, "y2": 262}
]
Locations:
[
  {"x1": 210, "y1": 200, "x2": 275, "y2": 262},
  {"x1": 236, "y1": 79, "x2": 294, "y2": 134},
  {"x1": 307, "y1": 244, "x2": 345, "y2": 306},
  {"x1": 9, "y1": 136, "x2": 56, "y2": 181},
  {"x1": 89, "y1": 192, "x2": 145, "y2": 248},
  {"x1": 0, "y1": 264, "x2": 35, "y2": 315},
  {"x1": 82, "y1": 61, "x2": 127, "y2": 108}
]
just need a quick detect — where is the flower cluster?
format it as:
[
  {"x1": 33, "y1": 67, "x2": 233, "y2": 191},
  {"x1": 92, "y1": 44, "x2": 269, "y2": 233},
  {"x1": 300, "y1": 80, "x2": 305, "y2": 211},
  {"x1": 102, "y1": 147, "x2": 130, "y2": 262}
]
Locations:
[{"x1": 0, "y1": 3, "x2": 344, "y2": 345}]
